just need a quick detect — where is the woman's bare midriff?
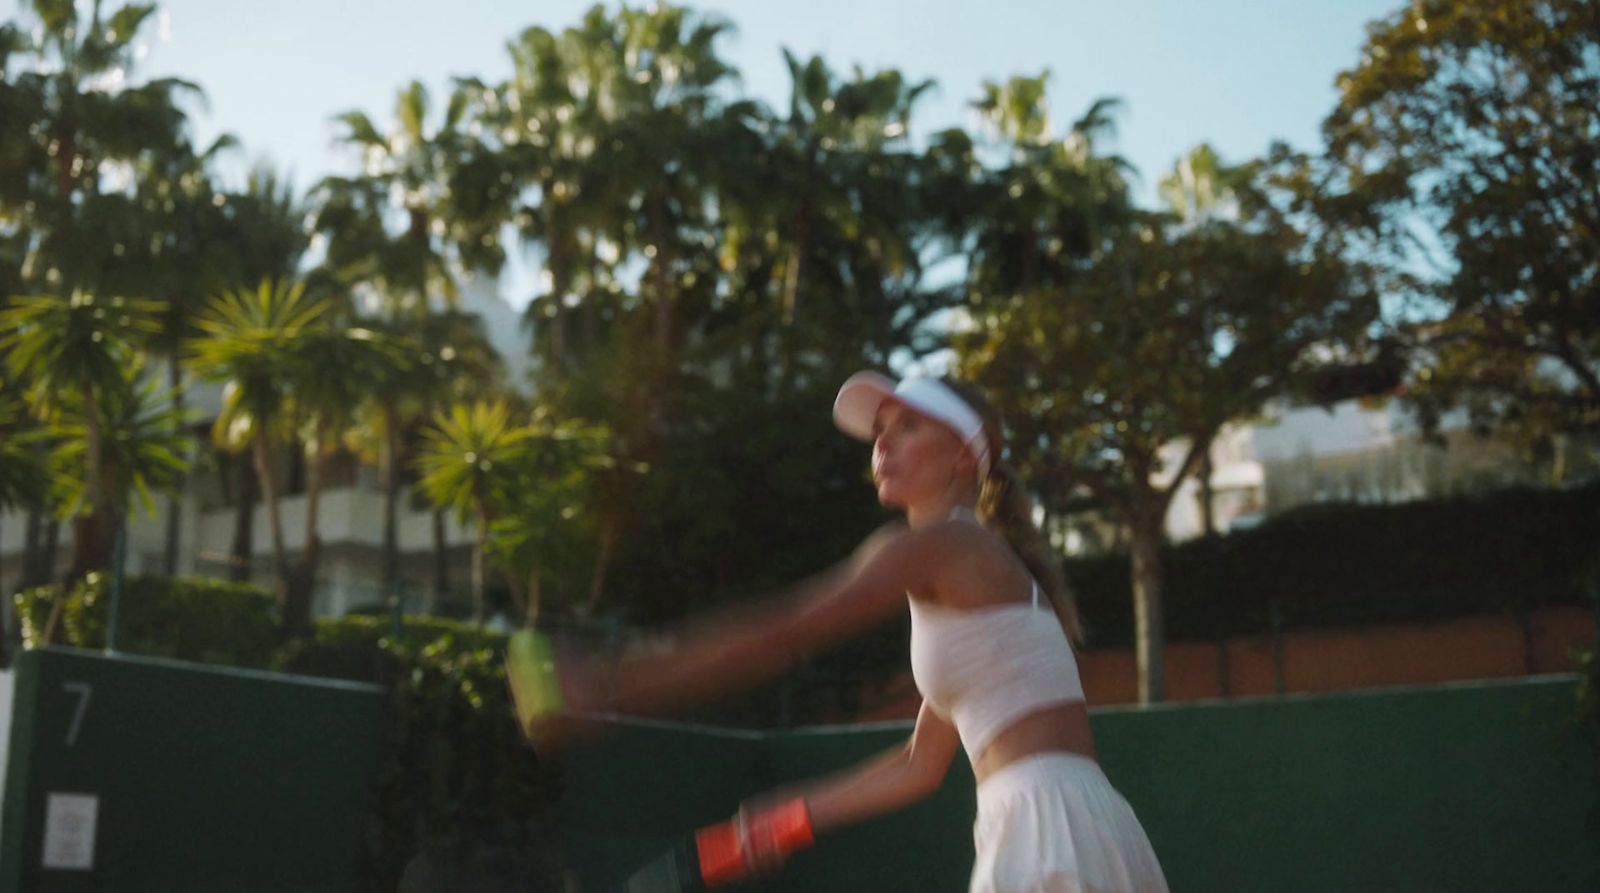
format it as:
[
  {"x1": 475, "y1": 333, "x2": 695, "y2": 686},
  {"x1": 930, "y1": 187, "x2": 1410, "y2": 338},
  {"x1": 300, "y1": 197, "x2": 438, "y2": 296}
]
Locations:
[{"x1": 971, "y1": 701, "x2": 1098, "y2": 784}]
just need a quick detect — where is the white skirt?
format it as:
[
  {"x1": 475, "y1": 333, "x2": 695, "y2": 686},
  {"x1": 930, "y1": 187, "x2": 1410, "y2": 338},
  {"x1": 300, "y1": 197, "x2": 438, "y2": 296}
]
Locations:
[{"x1": 970, "y1": 753, "x2": 1169, "y2": 893}]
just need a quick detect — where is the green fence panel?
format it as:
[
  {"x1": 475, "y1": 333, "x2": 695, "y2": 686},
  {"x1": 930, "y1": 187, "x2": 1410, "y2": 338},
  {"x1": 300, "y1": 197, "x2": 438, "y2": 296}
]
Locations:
[
  {"x1": 763, "y1": 721, "x2": 977, "y2": 893},
  {"x1": 553, "y1": 717, "x2": 770, "y2": 889},
  {"x1": 0, "y1": 648, "x2": 385, "y2": 893},
  {"x1": 1, "y1": 649, "x2": 1589, "y2": 893},
  {"x1": 1094, "y1": 677, "x2": 1600, "y2": 893},
  {"x1": 556, "y1": 677, "x2": 1599, "y2": 893}
]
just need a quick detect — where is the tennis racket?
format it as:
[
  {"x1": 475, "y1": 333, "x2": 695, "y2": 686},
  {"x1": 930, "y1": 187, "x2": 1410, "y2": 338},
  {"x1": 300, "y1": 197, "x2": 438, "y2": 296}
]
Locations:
[
  {"x1": 615, "y1": 798, "x2": 812, "y2": 891},
  {"x1": 505, "y1": 628, "x2": 568, "y2": 739},
  {"x1": 615, "y1": 822, "x2": 747, "y2": 892}
]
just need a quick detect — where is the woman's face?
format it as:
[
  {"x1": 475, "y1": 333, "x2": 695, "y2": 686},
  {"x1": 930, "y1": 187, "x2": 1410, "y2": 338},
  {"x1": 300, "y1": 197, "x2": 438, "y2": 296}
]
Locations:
[{"x1": 871, "y1": 401, "x2": 970, "y2": 509}]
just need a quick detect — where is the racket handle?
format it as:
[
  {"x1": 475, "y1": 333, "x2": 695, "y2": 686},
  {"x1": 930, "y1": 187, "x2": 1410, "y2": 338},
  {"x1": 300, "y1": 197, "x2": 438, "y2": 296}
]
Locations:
[
  {"x1": 695, "y1": 798, "x2": 815, "y2": 887},
  {"x1": 694, "y1": 822, "x2": 746, "y2": 887}
]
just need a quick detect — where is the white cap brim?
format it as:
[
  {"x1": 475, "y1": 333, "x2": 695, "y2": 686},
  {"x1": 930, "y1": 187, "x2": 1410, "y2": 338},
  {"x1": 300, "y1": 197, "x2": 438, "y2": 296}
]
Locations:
[
  {"x1": 832, "y1": 371, "x2": 899, "y2": 441},
  {"x1": 832, "y1": 371, "x2": 992, "y2": 478}
]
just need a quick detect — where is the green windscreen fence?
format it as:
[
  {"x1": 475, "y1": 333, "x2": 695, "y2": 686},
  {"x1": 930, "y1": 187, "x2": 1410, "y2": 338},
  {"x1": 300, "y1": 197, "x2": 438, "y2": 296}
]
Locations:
[
  {"x1": 0, "y1": 648, "x2": 385, "y2": 893},
  {"x1": 0, "y1": 648, "x2": 1593, "y2": 892},
  {"x1": 556, "y1": 676, "x2": 1599, "y2": 893}
]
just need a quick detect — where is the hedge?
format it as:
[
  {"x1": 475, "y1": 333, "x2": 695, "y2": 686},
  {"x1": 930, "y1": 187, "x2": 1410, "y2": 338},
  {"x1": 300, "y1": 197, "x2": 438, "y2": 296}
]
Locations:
[
  {"x1": 1068, "y1": 482, "x2": 1600, "y2": 647},
  {"x1": 13, "y1": 574, "x2": 280, "y2": 668}
]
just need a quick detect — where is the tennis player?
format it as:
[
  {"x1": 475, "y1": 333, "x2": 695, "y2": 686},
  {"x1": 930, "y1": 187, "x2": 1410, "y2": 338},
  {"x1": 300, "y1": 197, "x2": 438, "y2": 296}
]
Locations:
[{"x1": 546, "y1": 372, "x2": 1169, "y2": 893}]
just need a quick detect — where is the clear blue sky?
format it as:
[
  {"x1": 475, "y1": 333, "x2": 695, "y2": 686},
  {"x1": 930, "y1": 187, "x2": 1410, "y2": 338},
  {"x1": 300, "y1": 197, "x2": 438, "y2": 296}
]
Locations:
[{"x1": 5, "y1": 0, "x2": 1404, "y2": 307}]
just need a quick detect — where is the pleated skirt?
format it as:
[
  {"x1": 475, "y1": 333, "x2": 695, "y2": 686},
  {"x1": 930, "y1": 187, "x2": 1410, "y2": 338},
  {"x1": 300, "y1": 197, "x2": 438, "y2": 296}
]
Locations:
[{"x1": 970, "y1": 753, "x2": 1169, "y2": 893}]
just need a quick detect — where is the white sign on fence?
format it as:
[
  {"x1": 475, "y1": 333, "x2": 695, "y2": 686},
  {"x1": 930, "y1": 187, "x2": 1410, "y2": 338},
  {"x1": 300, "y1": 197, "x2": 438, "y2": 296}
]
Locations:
[{"x1": 41, "y1": 792, "x2": 99, "y2": 870}]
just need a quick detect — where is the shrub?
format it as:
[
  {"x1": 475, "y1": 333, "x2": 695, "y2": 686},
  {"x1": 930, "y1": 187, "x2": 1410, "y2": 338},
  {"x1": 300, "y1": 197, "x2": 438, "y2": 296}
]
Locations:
[
  {"x1": 13, "y1": 574, "x2": 278, "y2": 668},
  {"x1": 1069, "y1": 482, "x2": 1600, "y2": 647}
]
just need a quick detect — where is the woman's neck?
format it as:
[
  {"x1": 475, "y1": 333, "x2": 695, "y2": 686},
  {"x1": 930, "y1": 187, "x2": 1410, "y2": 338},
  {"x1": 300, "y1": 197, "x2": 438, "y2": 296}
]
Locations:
[{"x1": 907, "y1": 495, "x2": 979, "y2": 529}]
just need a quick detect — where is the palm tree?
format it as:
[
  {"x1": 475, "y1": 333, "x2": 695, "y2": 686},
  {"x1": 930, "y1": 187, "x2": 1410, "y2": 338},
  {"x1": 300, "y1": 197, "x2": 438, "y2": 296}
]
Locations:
[
  {"x1": 6, "y1": 0, "x2": 200, "y2": 293},
  {"x1": 282, "y1": 324, "x2": 396, "y2": 633},
  {"x1": 189, "y1": 279, "x2": 329, "y2": 633},
  {"x1": 131, "y1": 134, "x2": 241, "y2": 575},
  {"x1": 316, "y1": 80, "x2": 475, "y2": 314},
  {"x1": 47, "y1": 374, "x2": 190, "y2": 530},
  {"x1": 1158, "y1": 144, "x2": 1250, "y2": 537},
  {"x1": 414, "y1": 400, "x2": 530, "y2": 622},
  {"x1": 967, "y1": 75, "x2": 1135, "y2": 300},
  {"x1": 212, "y1": 169, "x2": 313, "y2": 579},
  {"x1": 1158, "y1": 143, "x2": 1245, "y2": 227},
  {"x1": 0, "y1": 391, "x2": 49, "y2": 518},
  {"x1": 314, "y1": 80, "x2": 501, "y2": 604},
  {"x1": 411, "y1": 311, "x2": 503, "y2": 607},
  {"x1": 475, "y1": 26, "x2": 594, "y2": 380},
  {"x1": 542, "y1": 3, "x2": 736, "y2": 358},
  {"x1": 0, "y1": 388, "x2": 51, "y2": 607},
  {"x1": 0, "y1": 293, "x2": 161, "y2": 583},
  {"x1": 0, "y1": 374, "x2": 187, "y2": 648},
  {"x1": 2, "y1": 1, "x2": 204, "y2": 588}
]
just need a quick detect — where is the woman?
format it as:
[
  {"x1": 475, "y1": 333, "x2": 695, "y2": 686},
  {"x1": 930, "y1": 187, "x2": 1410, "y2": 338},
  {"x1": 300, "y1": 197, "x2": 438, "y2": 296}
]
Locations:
[{"x1": 530, "y1": 372, "x2": 1169, "y2": 893}]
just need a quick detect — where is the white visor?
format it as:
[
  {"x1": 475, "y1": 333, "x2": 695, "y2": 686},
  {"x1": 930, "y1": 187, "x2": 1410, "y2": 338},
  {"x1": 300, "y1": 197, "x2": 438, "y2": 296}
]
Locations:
[{"x1": 833, "y1": 371, "x2": 992, "y2": 479}]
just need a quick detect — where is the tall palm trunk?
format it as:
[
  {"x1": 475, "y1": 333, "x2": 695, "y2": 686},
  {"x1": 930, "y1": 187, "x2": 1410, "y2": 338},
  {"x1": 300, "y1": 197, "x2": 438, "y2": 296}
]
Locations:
[
  {"x1": 65, "y1": 383, "x2": 112, "y2": 585},
  {"x1": 163, "y1": 355, "x2": 187, "y2": 575},
  {"x1": 284, "y1": 437, "x2": 326, "y2": 637},
  {"x1": 545, "y1": 194, "x2": 572, "y2": 373},
  {"x1": 431, "y1": 509, "x2": 449, "y2": 612},
  {"x1": 380, "y1": 403, "x2": 402, "y2": 607},
  {"x1": 251, "y1": 434, "x2": 292, "y2": 629},
  {"x1": 781, "y1": 199, "x2": 810, "y2": 325},
  {"x1": 21, "y1": 511, "x2": 47, "y2": 589},
  {"x1": 471, "y1": 504, "x2": 489, "y2": 624},
  {"x1": 229, "y1": 454, "x2": 257, "y2": 582},
  {"x1": 42, "y1": 519, "x2": 60, "y2": 587},
  {"x1": 648, "y1": 192, "x2": 675, "y2": 352}
]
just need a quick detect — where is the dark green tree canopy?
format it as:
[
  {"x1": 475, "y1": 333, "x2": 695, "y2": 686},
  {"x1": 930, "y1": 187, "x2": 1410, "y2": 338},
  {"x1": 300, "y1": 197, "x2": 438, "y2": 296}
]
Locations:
[{"x1": 1323, "y1": 0, "x2": 1600, "y2": 447}]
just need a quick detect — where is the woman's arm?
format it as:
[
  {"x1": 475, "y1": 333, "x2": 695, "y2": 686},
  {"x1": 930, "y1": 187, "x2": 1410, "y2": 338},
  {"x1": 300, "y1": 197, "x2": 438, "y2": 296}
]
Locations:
[
  {"x1": 578, "y1": 523, "x2": 940, "y2": 718},
  {"x1": 785, "y1": 701, "x2": 963, "y2": 832},
  {"x1": 720, "y1": 701, "x2": 962, "y2": 879}
]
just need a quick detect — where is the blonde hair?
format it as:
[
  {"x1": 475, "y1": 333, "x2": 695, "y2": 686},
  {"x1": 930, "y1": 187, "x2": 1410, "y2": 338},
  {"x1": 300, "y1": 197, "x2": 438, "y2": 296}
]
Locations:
[{"x1": 942, "y1": 379, "x2": 1084, "y2": 644}]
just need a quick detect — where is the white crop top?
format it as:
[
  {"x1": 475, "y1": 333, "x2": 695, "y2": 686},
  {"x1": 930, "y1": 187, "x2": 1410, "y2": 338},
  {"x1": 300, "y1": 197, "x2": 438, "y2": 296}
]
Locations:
[{"x1": 908, "y1": 576, "x2": 1085, "y2": 763}]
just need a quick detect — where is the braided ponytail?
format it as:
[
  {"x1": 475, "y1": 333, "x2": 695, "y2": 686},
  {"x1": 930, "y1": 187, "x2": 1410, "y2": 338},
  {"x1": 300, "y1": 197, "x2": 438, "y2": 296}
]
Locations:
[{"x1": 944, "y1": 380, "x2": 1084, "y2": 645}]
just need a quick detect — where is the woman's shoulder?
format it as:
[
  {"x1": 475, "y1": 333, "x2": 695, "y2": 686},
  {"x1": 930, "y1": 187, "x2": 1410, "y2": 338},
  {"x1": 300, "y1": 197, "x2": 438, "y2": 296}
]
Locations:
[
  {"x1": 856, "y1": 517, "x2": 989, "y2": 560},
  {"x1": 916, "y1": 518, "x2": 1031, "y2": 606},
  {"x1": 866, "y1": 518, "x2": 1013, "y2": 588}
]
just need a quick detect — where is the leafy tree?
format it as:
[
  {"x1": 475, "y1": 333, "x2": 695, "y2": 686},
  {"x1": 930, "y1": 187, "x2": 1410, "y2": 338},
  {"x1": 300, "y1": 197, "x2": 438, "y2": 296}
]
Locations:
[
  {"x1": 959, "y1": 149, "x2": 1379, "y2": 702},
  {"x1": 488, "y1": 413, "x2": 630, "y2": 625},
  {"x1": 1321, "y1": 0, "x2": 1600, "y2": 464}
]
